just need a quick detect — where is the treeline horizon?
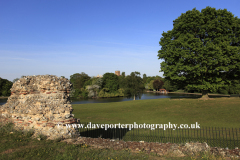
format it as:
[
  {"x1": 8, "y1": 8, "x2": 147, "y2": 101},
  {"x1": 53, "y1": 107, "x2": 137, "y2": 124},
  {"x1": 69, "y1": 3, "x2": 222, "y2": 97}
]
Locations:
[
  {"x1": 1, "y1": 71, "x2": 239, "y2": 98},
  {"x1": 69, "y1": 72, "x2": 166, "y2": 99}
]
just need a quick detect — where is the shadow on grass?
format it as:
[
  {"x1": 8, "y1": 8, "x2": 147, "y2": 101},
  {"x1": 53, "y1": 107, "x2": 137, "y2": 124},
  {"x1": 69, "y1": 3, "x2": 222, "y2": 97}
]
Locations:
[
  {"x1": 170, "y1": 94, "x2": 234, "y2": 100},
  {"x1": 79, "y1": 127, "x2": 130, "y2": 140},
  {"x1": 170, "y1": 96, "x2": 201, "y2": 100}
]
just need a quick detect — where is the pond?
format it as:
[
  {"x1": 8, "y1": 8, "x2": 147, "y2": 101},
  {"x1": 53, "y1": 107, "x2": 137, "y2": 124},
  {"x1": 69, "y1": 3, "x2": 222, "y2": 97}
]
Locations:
[
  {"x1": 0, "y1": 93, "x2": 201, "y2": 105},
  {"x1": 71, "y1": 92, "x2": 201, "y2": 104}
]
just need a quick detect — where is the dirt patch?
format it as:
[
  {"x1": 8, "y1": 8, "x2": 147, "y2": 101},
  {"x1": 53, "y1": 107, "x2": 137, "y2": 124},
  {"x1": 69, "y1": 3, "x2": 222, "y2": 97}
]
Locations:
[{"x1": 2, "y1": 149, "x2": 14, "y2": 154}]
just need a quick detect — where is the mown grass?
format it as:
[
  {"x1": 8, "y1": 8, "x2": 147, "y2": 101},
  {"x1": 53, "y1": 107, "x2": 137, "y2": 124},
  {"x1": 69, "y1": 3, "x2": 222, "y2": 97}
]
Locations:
[
  {"x1": 72, "y1": 98, "x2": 240, "y2": 128},
  {"x1": 72, "y1": 98, "x2": 240, "y2": 149}
]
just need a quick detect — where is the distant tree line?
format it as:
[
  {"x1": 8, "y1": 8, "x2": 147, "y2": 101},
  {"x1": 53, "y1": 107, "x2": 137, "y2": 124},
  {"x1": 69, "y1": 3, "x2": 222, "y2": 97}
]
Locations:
[
  {"x1": 69, "y1": 72, "x2": 178, "y2": 99},
  {"x1": 2, "y1": 70, "x2": 240, "y2": 99},
  {"x1": 70, "y1": 71, "x2": 146, "y2": 100}
]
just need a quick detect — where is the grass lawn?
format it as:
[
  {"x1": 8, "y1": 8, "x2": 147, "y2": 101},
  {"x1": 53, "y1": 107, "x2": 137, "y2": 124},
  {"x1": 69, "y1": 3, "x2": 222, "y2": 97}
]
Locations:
[{"x1": 72, "y1": 97, "x2": 240, "y2": 128}]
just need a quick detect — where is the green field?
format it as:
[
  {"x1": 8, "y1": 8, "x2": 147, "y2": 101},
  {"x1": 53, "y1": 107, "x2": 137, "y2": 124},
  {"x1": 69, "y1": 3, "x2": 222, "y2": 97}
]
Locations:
[
  {"x1": 72, "y1": 98, "x2": 240, "y2": 149},
  {"x1": 72, "y1": 98, "x2": 240, "y2": 128},
  {"x1": 1, "y1": 98, "x2": 239, "y2": 159}
]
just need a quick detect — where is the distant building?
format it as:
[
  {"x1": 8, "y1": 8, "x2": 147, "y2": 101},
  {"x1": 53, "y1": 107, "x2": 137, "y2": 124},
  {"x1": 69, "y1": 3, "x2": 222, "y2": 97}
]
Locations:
[
  {"x1": 159, "y1": 89, "x2": 167, "y2": 93},
  {"x1": 95, "y1": 74, "x2": 103, "y2": 78},
  {"x1": 115, "y1": 70, "x2": 120, "y2": 76}
]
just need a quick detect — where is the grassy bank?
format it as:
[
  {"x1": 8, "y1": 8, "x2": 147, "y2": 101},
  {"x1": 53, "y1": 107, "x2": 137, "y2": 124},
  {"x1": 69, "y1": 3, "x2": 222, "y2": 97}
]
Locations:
[
  {"x1": 0, "y1": 123, "x2": 228, "y2": 160},
  {"x1": 72, "y1": 98, "x2": 240, "y2": 128},
  {"x1": 0, "y1": 123, "x2": 154, "y2": 160}
]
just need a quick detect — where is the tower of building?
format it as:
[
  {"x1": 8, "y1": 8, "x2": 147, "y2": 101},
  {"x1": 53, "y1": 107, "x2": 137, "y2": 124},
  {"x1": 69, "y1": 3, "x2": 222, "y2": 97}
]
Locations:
[{"x1": 115, "y1": 70, "x2": 120, "y2": 76}]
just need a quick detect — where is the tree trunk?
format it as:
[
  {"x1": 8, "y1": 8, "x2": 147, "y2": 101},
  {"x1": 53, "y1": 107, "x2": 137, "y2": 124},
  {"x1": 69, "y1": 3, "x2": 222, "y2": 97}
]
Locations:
[
  {"x1": 133, "y1": 94, "x2": 135, "y2": 100},
  {"x1": 201, "y1": 90, "x2": 209, "y2": 99}
]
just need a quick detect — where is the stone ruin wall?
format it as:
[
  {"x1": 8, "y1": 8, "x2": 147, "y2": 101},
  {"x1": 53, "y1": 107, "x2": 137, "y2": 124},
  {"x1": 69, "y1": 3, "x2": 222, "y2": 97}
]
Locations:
[{"x1": 0, "y1": 75, "x2": 79, "y2": 140}]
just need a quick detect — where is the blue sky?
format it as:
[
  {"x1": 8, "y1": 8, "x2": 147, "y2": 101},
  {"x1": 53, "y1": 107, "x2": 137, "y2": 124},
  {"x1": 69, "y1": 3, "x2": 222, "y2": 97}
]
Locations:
[{"x1": 1, "y1": 0, "x2": 240, "y2": 81}]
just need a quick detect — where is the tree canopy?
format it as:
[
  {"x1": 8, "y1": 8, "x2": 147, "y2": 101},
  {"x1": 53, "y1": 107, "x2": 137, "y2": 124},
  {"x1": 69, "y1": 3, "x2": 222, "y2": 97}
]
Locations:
[
  {"x1": 70, "y1": 72, "x2": 91, "y2": 90},
  {"x1": 153, "y1": 80, "x2": 164, "y2": 91},
  {"x1": 124, "y1": 71, "x2": 143, "y2": 100},
  {"x1": 158, "y1": 7, "x2": 240, "y2": 98},
  {"x1": 102, "y1": 73, "x2": 119, "y2": 93}
]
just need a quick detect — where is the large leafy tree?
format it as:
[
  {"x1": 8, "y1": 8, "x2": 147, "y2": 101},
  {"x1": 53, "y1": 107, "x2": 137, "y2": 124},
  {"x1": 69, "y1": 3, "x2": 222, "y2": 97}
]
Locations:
[
  {"x1": 124, "y1": 72, "x2": 143, "y2": 100},
  {"x1": 143, "y1": 74, "x2": 147, "y2": 85},
  {"x1": 69, "y1": 73, "x2": 90, "y2": 98},
  {"x1": 158, "y1": 7, "x2": 240, "y2": 98},
  {"x1": 153, "y1": 80, "x2": 164, "y2": 91},
  {"x1": 118, "y1": 75, "x2": 126, "y2": 89},
  {"x1": 70, "y1": 72, "x2": 91, "y2": 89},
  {"x1": 102, "y1": 73, "x2": 119, "y2": 93}
]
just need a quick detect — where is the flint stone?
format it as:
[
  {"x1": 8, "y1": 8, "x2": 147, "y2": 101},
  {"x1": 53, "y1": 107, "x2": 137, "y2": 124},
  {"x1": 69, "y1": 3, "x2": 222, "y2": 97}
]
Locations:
[{"x1": 184, "y1": 142, "x2": 210, "y2": 155}]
